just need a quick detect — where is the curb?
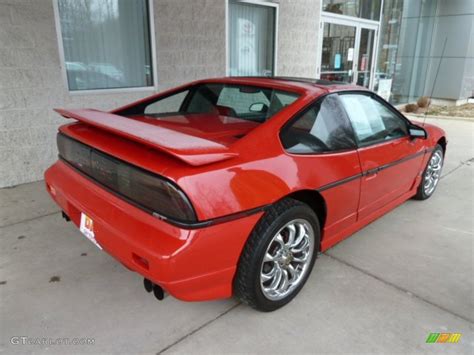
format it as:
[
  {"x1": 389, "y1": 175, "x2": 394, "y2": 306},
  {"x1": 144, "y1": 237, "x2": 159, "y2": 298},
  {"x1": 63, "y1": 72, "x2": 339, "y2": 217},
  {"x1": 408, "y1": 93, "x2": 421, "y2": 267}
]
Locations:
[{"x1": 405, "y1": 114, "x2": 474, "y2": 123}]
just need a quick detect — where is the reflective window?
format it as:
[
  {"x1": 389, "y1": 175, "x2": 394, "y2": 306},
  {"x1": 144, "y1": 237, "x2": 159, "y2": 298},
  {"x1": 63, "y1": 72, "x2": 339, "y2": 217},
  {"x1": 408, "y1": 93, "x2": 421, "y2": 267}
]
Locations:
[
  {"x1": 134, "y1": 84, "x2": 299, "y2": 123},
  {"x1": 323, "y1": 0, "x2": 381, "y2": 20},
  {"x1": 339, "y1": 94, "x2": 408, "y2": 146},
  {"x1": 375, "y1": 0, "x2": 441, "y2": 104},
  {"x1": 229, "y1": 1, "x2": 276, "y2": 76},
  {"x1": 58, "y1": 0, "x2": 153, "y2": 91},
  {"x1": 144, "y1": 91, "x2": 189, "y2": 116},
  {"x1": 320, "y1": 23, "x2": 356, "y2": 83},
  {"x1": 281, "y1": 95, "x2": 356, "y2": 153}
]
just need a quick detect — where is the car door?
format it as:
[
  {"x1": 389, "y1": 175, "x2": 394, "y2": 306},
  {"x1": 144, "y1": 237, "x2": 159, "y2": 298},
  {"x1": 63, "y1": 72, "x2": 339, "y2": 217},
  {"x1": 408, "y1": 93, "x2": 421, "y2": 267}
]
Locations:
[
  {"x1": 280, "y1": 94, "x2": 361, "y2": 247},
  {"x1": 339, "y1": 92, "x2": 426, "y2": 220}
]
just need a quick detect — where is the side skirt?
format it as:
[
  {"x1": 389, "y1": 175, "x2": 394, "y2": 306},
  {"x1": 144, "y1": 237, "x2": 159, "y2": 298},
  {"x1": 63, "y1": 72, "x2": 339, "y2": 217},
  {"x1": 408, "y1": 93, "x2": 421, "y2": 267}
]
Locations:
[{"x1": 320, "y1": 183, "x2": 419, "y2": 251}]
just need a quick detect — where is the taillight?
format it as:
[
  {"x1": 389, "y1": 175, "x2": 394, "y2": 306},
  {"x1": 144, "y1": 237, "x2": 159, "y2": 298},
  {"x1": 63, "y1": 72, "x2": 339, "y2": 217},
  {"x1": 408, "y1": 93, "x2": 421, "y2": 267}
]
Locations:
[{"x1": 57, "y1": 133, "x2": 197, "y2": 223}]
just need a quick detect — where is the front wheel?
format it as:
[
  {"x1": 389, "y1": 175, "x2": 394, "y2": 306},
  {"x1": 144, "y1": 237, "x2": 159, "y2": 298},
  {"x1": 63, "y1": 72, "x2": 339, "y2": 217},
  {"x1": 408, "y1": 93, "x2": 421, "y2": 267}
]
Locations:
[
  {"x1": 234, "y1": 199, "x2": 320, "y2": 311},
  {"x1": 415, "y1": 144, "x2": 444, "y2": 200}
]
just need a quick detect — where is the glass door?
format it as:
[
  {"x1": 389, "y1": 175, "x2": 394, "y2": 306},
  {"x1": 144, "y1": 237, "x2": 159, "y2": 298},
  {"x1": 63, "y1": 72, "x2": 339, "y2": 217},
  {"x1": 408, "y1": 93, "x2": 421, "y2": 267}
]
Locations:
[
  {"x1": 356, "y1": 28, "x2": 376, "y2": 87},
  {"x1": 320, "y1": 22, "x2": 356, "y2": 83},
  {"x1": 319, "y1": 17, "x2": 378, "y2": 89}
]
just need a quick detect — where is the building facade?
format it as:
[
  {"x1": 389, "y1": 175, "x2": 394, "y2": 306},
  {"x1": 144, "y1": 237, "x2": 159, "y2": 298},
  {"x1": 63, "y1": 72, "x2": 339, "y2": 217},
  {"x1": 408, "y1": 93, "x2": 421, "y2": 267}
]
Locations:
[{"x1": 0, "y1": 0, "x2": 472, "y2": 187}]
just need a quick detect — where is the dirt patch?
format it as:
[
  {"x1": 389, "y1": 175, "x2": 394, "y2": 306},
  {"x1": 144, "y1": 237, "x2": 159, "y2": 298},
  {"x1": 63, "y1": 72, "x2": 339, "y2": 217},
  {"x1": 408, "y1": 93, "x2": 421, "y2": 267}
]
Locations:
[
  {"x1": 49, "y1": 276, "x2": 61, "y2": 283},
  {"x1": 400, "y1": 103, "x2": 474, "y2": 119},
  {"x1": 426, "y1": 104, "x2": 474, "y2": 118}
]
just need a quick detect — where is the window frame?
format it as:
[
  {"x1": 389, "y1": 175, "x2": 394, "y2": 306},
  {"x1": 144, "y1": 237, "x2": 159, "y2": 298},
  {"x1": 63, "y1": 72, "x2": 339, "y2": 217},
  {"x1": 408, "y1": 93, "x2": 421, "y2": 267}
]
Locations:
[
  {"x1": 279, "y1": 93, "x2": 359, "y2": 156},
  {"x1": 53, "y1": 0, "x2": 158, "y2": 95},
  {"x1": 337, "y1": 90, "x2": 412, "y2": 148},
  {"x1": 225, "y1": 0, "x2": 279, "y2": 77}
]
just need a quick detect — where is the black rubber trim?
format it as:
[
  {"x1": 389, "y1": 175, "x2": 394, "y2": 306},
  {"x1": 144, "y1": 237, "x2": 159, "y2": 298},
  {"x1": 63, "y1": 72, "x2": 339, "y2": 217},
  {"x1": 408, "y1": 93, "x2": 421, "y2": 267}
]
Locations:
[
  {"x1": 318, "y1": 173, "x2": 362, "y2": 192},
  {"x1": 317, "y1": 148, "x2": 430, "y2": 192}
]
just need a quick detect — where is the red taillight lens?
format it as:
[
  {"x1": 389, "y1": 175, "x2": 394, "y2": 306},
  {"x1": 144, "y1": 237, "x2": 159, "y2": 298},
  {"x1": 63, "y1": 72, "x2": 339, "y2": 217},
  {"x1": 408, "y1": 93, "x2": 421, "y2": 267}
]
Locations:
[{"x1": 57, "y1": 133, "x2": 197, "y2": 223}]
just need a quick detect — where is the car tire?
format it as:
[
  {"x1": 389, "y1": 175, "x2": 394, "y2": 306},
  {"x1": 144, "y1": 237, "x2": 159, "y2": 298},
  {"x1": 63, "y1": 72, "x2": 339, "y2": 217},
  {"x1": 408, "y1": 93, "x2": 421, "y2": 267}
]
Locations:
[
  {"x1": 234, "y1": 198, "x2": 320, "y2": 312},
  {"x1": 414, "y1": 144, "x2": 444, "y2": 200}
]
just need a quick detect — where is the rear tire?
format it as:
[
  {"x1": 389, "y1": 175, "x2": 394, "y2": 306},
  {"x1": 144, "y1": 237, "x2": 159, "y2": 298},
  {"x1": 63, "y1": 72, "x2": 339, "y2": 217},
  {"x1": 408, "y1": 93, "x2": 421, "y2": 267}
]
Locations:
[
  {"x1": 234, "y1": 198, "x2": 320, "y2": 312},
  {"x1": 414, "y1": 144, "x2": 444, "y2": 200}
]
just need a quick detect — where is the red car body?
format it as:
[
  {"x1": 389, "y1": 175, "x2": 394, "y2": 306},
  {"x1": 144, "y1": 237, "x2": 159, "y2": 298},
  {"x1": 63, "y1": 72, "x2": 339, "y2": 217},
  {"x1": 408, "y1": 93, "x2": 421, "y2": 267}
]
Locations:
[{"x1": 44, "y1": 77, "x2": 447, "y2": 302}]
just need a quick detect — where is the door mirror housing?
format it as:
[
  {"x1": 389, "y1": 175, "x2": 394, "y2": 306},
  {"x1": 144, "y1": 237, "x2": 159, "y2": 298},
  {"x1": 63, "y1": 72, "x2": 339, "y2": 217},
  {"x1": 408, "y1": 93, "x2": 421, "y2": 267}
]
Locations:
[{"x1": 409, "y1": 124, "x2": 427, "y2": 139}]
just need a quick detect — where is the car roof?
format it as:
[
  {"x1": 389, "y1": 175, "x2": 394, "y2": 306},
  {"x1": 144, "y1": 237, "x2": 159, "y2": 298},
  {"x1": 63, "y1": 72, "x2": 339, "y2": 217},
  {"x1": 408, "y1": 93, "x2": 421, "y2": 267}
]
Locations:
[{"x1": 199, "y1": 76, "x2": 364, "y2": 95}]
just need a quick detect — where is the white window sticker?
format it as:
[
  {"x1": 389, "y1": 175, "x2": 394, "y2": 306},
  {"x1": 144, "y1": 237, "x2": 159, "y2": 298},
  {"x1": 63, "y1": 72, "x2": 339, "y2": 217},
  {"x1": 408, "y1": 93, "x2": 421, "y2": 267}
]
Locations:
[{"x1": 347, "y1": 48, "x2": 354, "y2": 62}]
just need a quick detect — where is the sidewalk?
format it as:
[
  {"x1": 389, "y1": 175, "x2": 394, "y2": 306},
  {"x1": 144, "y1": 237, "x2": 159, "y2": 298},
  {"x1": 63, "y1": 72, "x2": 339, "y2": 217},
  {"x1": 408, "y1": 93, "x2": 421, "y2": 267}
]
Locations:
[{"x1": 1, "y1": 118, "x2": 473, "y2": 354}]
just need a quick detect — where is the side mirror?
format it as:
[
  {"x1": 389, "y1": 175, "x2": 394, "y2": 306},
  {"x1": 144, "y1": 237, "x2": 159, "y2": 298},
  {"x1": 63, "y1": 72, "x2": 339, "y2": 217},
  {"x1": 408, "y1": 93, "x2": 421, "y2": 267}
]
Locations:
[
  {"x1": 249, "y1": 102, "x2": 267, "y2": 113},
  {"x1": 409, "y1": 125, "x2": 427, "y2": 139}
]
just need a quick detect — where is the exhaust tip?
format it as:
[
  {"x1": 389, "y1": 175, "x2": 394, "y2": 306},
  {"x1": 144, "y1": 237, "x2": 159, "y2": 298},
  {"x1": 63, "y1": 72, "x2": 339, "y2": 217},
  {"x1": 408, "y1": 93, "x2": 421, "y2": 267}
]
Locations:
[
  {"x1": 143, "y1": 278, "x2": 153, "y2": 293},
  {"x1": 62, "y1": 211, "x2": 71, "y2": 222},
  {"x1": 153, "y1": 284, "x2": 165, "y2": 300}
]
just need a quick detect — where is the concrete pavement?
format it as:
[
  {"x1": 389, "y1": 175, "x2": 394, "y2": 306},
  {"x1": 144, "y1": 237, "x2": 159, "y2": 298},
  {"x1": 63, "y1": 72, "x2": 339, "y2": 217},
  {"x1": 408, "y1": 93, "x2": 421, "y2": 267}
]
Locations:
[{"x1": 1, "y1": 117, "x2": 473, "y2": 354}]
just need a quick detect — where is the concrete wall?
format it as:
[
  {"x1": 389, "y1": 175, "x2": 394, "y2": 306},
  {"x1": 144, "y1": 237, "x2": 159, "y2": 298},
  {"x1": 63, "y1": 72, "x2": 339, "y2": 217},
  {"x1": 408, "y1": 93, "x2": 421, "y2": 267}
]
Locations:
[
  {"x1": 154, "y1": 0, "x2": 226, "y2": 90},
  {"x1": 277, "y1": 0, "x2": 320, "y2": 77},
  {"x1": 0, "y1": 0, "x2": 226, "y2": 188}
]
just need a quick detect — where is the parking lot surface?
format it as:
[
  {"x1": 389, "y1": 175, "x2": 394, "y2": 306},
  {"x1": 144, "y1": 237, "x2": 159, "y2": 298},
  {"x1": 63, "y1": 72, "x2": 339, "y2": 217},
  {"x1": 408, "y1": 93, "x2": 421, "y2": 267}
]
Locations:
[{"x1": 1, "y1": 117, "x2": 473, "y2": 354}]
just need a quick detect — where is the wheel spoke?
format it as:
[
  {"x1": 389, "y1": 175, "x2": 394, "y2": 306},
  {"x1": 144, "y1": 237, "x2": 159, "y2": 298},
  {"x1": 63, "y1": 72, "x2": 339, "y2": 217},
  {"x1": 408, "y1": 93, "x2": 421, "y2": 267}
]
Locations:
[
  {"x1": 286, "y1": 264, "x2": 298, "y2": 281},
  {"x1": 291, "y1": 238, "x2": 309, "y2": 254},
  {"x1": 280, "y1": 269, "x2": 290, "y2": 291},
  {"x1": 275, "y1": 233, "x2": 285, "y2": 247},
  {"x1": 261, "y1": 263, "x2": 277, "y2": 282},
  {"x1": 267, "y1": 266, "x2": 283, "y2": 291},
  {"x1": 289, "y1": 223, "x2": 306, "y2": 248},
  {"x1": 263, "y1": 252, "x2": 276, "y2": 262},
  {"x1": 285, "y1": 224, "x2": 296, "y2": 247},
  {"x1": 293, "y1": 252, "x2": 309, "y2": 263}
]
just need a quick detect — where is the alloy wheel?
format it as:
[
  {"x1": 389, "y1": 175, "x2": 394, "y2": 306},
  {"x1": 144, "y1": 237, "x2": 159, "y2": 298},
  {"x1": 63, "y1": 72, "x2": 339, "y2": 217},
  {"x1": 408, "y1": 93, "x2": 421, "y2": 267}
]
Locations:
[
  {"x1": 424, "y1": 150, "x2": 443, "y2": 196},
  {"x1": 260, "y1": 219, "x2": 315, "y2": 301}
]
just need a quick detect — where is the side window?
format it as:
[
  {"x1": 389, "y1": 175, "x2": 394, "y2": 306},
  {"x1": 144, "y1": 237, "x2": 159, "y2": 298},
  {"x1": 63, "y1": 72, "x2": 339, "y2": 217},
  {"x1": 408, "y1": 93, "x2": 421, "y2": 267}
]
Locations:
[
  {"x1": 339, "y1": 94, "x2": 408, "y2": 146},
  {"x1": 144, "y1": 90, "x2": 189, "y2": 116},
  {"x1": 267, "y1": 91, "x2": 300, "y2": 116},
  {"x1": 281, "y1": 94, "x2": 356, "y2": 154}
]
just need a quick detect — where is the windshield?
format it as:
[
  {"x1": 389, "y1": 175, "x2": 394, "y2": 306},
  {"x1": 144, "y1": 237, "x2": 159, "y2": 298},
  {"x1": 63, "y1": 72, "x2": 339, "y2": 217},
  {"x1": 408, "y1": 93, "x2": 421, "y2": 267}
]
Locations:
[{"x1": 123, "y1": 84, "x2": 300, "y2": 123}]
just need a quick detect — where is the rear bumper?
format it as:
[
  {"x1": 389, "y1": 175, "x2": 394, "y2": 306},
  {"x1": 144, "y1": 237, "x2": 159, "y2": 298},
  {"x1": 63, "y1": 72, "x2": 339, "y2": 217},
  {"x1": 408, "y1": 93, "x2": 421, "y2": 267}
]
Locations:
[{"x1": 44, "y1": 161, "x2": 262, "y2": 301}]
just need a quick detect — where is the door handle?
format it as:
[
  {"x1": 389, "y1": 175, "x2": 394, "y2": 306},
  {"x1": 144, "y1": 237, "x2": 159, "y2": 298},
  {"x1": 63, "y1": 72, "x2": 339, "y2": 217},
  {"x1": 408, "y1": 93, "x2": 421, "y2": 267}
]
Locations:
[
  {"x1": 365, "y1": 168, "x2": 379, "y2": 176},
  {"x1": 364, "y1": 167, "x2": 379, "y2": 180}
]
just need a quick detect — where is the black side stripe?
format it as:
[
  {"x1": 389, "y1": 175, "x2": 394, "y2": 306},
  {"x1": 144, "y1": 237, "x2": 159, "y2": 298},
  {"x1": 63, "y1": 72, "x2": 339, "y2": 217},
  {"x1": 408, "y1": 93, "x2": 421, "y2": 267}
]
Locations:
[
  {"x1": 318, "y1": 173, "x2": 362, "y2": 192},
  {"x1": 153, "y1": 204, "x2": 270, "y2": 229},
  {"x1": 317, "y1": 149, "x2": 431, "y2": 192}
]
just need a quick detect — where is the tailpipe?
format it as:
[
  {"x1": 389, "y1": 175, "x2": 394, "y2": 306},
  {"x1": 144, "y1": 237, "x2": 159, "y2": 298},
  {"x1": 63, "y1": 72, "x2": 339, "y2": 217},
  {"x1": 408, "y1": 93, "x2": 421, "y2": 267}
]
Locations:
[{"x1": 143, "y1": 278, "x2": 166, "y2": 301}]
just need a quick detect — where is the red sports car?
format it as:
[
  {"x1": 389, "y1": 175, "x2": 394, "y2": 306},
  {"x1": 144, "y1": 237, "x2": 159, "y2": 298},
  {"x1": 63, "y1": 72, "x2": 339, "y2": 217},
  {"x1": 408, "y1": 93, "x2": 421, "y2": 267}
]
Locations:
[{"x1": 45, "y1": 77, "x2": 446, "y2": 311}]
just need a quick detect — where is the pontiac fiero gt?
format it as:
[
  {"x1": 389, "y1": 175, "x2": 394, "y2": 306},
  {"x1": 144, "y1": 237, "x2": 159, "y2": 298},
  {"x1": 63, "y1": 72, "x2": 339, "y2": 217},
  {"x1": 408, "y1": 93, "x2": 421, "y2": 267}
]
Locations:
[{"x1": 45, "y1": 77, "x2": 446, "y2": 311}]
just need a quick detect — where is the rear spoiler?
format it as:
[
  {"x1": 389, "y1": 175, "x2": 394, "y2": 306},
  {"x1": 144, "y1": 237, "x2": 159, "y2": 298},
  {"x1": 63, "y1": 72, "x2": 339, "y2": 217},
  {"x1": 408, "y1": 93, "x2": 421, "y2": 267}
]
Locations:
[{"x1": 54, "y1": 108, "x2": 238, "y2": 166}]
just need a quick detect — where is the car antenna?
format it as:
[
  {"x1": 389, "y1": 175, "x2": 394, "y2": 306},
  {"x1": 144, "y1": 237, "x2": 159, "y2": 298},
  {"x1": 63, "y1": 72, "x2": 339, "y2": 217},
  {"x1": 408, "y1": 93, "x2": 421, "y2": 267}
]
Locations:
[{"x1": 424, "y1": 37, "x2": 448, "y2": 127}]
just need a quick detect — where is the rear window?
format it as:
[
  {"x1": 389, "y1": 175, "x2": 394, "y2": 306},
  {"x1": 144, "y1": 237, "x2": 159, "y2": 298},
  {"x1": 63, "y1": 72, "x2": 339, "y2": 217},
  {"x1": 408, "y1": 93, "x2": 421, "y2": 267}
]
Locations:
[{"x1": 122, "y1": 84, "x2": 300, "y2": 123}]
